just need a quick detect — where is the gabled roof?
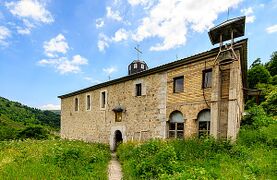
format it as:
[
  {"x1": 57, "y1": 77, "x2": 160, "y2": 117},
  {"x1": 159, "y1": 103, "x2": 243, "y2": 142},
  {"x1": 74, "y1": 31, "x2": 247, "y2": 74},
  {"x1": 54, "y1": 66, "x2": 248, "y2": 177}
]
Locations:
[
  {"x1": 209, "y1": 16, "x2": 246, "y2": 45},
  {"x1": 58, "y1": 39, "x2": 248, "y2": 99}
]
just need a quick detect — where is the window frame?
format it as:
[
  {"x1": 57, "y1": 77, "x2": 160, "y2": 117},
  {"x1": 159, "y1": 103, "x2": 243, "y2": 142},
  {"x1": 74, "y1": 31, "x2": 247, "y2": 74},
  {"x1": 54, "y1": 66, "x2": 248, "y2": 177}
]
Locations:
[
  {"x1": 168, "y1": 122, "x2": 184, "y2": 139},
  {"x1": 202, "y1": 68, "x2": 212, "y2": 89},
  {"x1": 173, "y1": 76, "x2": 184, "y2": 93},
  {"x1": 197, "y1": 109, "x2": 211, "y2": 137},
  {"x1": 198, "y1": 121, "x2": 210, "y2": 137},
  {"x1": 134, "y1": 63, "x2": 137, "y2": 69},
  {"x1": 135, "y1": 83, "x2": 142, "y2": 96},
  {"x1": 100, "y1": 90, "x2": 107, "y2": 110},
  {"x1": 86, "y1": 94, "x2": 91, "y2": 111}
]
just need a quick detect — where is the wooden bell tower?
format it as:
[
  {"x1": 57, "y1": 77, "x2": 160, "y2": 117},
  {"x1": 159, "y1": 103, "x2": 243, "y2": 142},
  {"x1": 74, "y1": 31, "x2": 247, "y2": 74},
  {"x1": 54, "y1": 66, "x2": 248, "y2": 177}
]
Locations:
[{"x1": 208, "y1": 16, "x2": 246, "y2": 140}]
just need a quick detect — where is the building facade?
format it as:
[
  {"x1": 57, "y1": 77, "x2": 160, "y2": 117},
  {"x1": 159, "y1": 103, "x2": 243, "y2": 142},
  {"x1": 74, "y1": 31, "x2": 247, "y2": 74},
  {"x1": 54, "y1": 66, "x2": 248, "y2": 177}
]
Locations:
[{"x1": 59, "y1": 38, "x2": 247, "y2": 151}]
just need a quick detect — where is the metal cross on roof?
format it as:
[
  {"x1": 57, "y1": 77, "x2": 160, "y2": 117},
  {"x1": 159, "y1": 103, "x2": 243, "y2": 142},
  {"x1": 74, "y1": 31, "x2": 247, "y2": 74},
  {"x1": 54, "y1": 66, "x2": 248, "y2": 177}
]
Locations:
[{"x1": 134, "y1": 44, "x2": 142, "y2": 60}]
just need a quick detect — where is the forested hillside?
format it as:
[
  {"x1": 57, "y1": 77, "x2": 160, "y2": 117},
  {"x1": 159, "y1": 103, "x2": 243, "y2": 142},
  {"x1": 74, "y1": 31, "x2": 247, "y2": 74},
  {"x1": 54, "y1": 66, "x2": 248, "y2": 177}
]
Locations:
[{"x1": 0, "y1": 96, "x2": 60, "y2": 140}]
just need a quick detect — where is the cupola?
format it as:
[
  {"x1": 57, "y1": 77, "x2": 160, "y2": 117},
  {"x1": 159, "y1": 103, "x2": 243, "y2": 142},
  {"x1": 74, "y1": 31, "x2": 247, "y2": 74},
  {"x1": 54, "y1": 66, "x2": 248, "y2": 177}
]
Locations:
[{"x1": 128, "y1": 60, "x2": 148, "y2": 75}]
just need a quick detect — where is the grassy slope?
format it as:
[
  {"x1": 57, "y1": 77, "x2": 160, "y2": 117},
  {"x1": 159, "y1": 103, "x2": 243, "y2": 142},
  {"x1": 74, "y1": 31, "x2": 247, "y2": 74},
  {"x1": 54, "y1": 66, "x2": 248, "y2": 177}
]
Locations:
[
  {"x1": 117, "y1": 124, "x2": 277, "y2": 179},
  {"x1": 0, "y1": 96, "x2": 60, "y2": 135},
  {"x1": 0, "y1": 140, "x2": 111, "y2": 179}
]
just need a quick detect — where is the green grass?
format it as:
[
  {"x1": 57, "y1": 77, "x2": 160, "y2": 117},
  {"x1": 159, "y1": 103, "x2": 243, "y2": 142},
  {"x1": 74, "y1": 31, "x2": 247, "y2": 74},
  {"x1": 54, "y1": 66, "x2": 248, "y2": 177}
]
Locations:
[
  {"x1": 0, "y1": 139, "x2": 111, "y2": 179},
  {"x1": 117, "y1": 124, "x2": 277, "y2": 180}
]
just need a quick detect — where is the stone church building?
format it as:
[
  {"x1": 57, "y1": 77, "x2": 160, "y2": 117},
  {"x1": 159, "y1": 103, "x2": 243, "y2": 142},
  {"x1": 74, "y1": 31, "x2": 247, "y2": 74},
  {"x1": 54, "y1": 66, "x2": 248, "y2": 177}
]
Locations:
[{"x1": 59, "y1": 16, "x2": 247, "y2": 150}]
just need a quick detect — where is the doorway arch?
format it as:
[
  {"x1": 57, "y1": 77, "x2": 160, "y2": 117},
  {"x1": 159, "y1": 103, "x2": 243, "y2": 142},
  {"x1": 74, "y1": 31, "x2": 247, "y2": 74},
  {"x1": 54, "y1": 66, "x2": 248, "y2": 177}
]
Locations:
[{"x1": 114, "y1": 130, "x2": 123, "y2": 151}]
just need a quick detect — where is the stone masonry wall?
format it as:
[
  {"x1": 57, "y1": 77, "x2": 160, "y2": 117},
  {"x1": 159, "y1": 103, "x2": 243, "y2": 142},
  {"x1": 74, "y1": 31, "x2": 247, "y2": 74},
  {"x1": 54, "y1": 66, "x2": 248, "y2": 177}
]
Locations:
[
  {"x1": 61, "y1": 47, "x2": 245, "y2": 145},
  {"x1": 61, "y1": 72, "x2": 167, "y2": 146},
  {"x1": 166, "y1": 58, "x2": 214, "y2": 137}
]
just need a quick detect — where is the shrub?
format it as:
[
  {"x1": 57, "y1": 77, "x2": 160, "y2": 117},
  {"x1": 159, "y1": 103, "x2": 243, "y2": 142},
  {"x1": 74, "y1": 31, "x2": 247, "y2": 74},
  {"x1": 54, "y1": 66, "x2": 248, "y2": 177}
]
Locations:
[
  {"x1": 17, "y1": 126, "x2": 49, "y2": 140},
  {"x1": 118, "y1": 140, "x2": 179, "y2": 179},
  {"x1": 261, "y1": 88, "x2": 277, "y2": 116},
  {"x1": 238, "y1": 124, "x2": 277, "y2": 147},
  {"x1": 241, "y1": 105, "x2": 275, "y2": 128},
  {"x1": 270, "y1": 75, "x2": 277, "y2": 85},
  {"x1": 0, "y1": 140, "x2": 111, "y2": 179},
  {"x1": 0, "y1": 126, "x2": 17, "y2": 141}
]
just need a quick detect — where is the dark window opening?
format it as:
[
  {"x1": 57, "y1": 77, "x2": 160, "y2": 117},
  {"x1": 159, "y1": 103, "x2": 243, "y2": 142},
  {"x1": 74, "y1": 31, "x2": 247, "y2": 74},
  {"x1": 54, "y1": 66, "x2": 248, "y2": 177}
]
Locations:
[
  {"x1": 136, "y1": 83, "x2": 142, "y2": 96},
  {"x1": 202, "y1": 69, "x2": 212, "y2": 88},
  {"x1": 86, "y1": 95, "x2": 91, "y2": 110},
  {"x1": 169, "y1": 123, "x2": 184, "y2": 138},
  {"x1": 101, "y1": 91, "x2": 106, "y2": 108},
  {"x1": 199, "y1": 121, "x2": 210, "y2": 137},
  {"x1": 74, "y1": 98, "x2": 78, "y2": 111},
  {"x1": 198, "y1": 109, "x2": 211, "y2": 137},
  {"x1": 168, "y1": 111, "x2": 184, "y2": 139},
  {"x1": 173, "y1": 76, "x2": 184, "y2": 93}
]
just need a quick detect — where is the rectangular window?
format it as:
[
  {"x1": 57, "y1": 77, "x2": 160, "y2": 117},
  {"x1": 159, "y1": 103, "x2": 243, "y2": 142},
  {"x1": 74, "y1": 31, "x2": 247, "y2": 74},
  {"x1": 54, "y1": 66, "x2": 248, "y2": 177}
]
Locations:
[
  {"x1": 202, "y1": 69, "x2": 212, "y2": 88},
  {"x1": 100, "y1": 91, "x2": 107, "y2": 109},
  {"x1": 74, "y1": 97, "x2": 79, "y2": 111},
  {"x1": 199, "y1": 121, "x2": 210, "y2": 137},
  {"x1": 86, "y1": 95, "x2": 91, "y2": 111},
  {"x1": 169, "y1": 123, "x2": 184, "y2": 138},
  {"x1": 141, "y1": 64, "x2": 144, "y2": 69},
  {"x1": 136, "y1": 83, "x2": 142, "y2": 96},
  {"x1": 134, "y1": 64, "x2": 137, "y2": 69},
  {"x1": 173, "y1": 76, "x2": 184, "y2": 93}
]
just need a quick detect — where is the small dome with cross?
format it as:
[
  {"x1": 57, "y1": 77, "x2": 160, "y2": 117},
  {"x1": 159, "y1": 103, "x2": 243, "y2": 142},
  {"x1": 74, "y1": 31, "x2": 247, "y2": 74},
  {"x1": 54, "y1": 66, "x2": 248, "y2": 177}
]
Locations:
[{"x1": 128, "y1": 60, "x2": 148, "y2": 75}]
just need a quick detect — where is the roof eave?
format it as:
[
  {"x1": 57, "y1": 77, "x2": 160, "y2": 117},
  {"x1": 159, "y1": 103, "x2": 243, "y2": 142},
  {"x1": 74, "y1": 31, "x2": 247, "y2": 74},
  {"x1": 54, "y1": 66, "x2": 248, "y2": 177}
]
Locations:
[{"x1": 58, "y1": 38, "x2": 248, "y2": 99}]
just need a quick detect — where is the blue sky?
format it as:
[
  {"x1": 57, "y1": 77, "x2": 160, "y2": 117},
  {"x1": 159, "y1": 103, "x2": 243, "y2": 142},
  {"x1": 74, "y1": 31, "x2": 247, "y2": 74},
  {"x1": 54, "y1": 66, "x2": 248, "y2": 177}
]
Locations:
[{"x1": 0, "y1": 0, "x2": 277, "y2": 110}]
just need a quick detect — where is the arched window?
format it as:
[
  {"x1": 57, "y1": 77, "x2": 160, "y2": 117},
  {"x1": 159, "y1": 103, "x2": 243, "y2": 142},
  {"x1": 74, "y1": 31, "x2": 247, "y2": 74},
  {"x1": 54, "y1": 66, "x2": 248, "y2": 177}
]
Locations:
[
  {"x1": 168, "y1": 111, "x2": 184, "y2": 138},
  {"x1": 197, "y1": 109, "x2": 211, "y2": 137}
]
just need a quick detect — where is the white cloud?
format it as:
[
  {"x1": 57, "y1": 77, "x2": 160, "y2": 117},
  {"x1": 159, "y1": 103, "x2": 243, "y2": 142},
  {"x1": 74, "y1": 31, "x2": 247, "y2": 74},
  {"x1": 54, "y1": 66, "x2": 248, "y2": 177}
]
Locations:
[
  {"x1": 241, "y1": 7, "x2": 255, "y2": 23},
  {"x1": 266, "y1": 24, "x2": 277, "y2": 34},
  {"x1": 103, "y1": 66, "x2": 117, "y2": 75},
  {"x1": 5, "y1": 0, "x2": 54, "y2": 24},
  {"x1": 43, "y1": 34, "x2": 69, "y2": 57},
  {"x1": 16, "y1": 26, "x2": 31, "y2": 35},
  {"x1": 98, "y1": 33, "x2": 110, "y2": 52},
  {"x1": 40, "y1": 104, "x2": 60, "y2": 110},
  {"x1": 0, "y1": 26, "x2": 11, "y2": 46},
  {"x1": 132, "y1": 0, "x2": 242, "y2": 51},
  {"x1": 128, "y1": 0, "x2": 151, "y2": 6},
  {"x1": 106, "y1": 6, "x2": 122, "y2": 21},
  {"x1": 71, "y1": 55, "x2": 88, "y2": 65},
  {"x1": 16, "y1": 19, "x2": 35, "y2": 35},
  {"x1": 96, "y1": 18, "x2": 104, "y2": 28},
  {"x1": 38, "y1": 55, "x2": 88, "y2": 74},
  {"x1": 112, "y1": 28, "x2": 128, "y2": 42},
  {"x1": 97, "y1": 29, "x2": 129, "y2": 52}
]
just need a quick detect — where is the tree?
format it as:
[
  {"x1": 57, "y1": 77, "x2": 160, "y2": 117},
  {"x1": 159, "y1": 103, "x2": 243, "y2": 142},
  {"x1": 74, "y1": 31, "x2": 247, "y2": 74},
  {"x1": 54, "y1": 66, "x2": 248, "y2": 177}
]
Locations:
[
  {"x1": 250, "y1": 58, "x2": 262, "y2": 68},
  {"x1": 261, "y1": 88, "x2": 277, "y2": 116},
  {"x1": 265, "y1": 51, "x2": 277, "y2": 76},
  {"x1": 247, "y1": 65, "x2": 271, "y2": 88}
]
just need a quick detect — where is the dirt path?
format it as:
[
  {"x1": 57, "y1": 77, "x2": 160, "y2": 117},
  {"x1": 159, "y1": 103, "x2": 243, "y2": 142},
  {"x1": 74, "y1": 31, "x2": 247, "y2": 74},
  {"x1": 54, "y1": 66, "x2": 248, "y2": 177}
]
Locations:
[{"x1": 108, "y1": 153, "x2": 123, "y2": 180}]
